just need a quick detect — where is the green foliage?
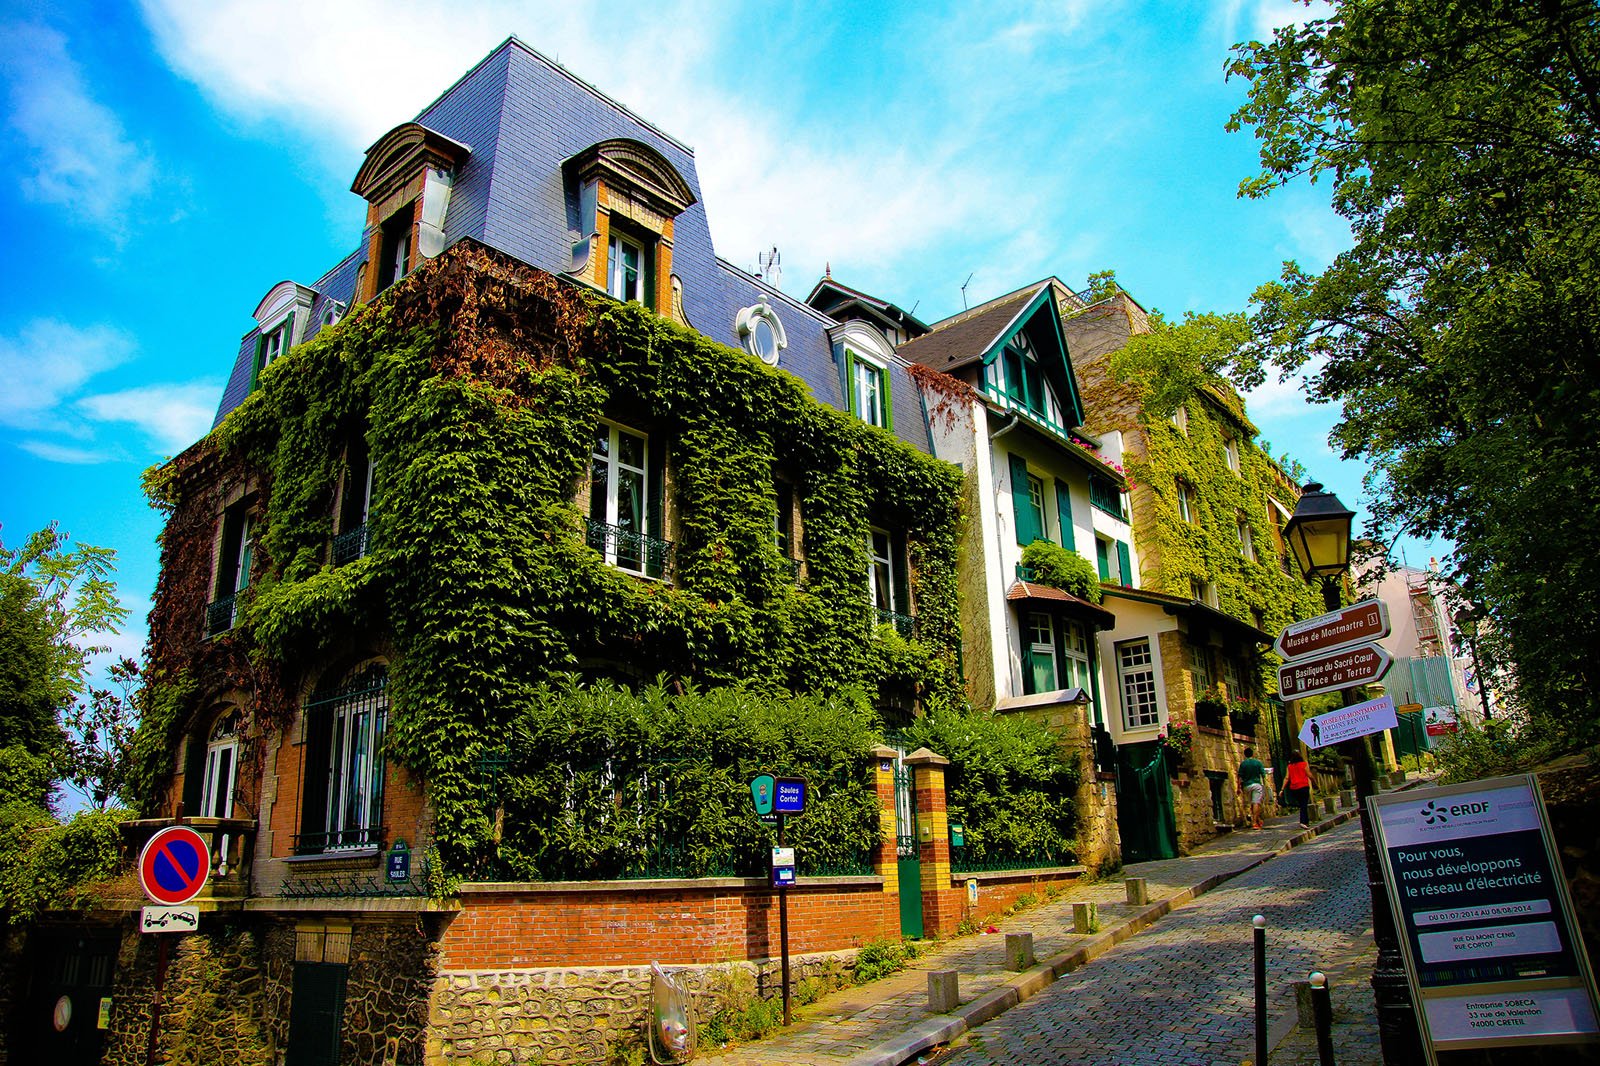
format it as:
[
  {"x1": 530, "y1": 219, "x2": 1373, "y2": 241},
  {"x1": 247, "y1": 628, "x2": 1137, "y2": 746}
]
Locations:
[
  {"x1": 135, "y1": 248, "x2": 965, "y2": 869},
  {"x1": 1109, "y1": 310, "x2": 1255, "y2": 422},
  {"x1": 493, "y1": 679, "x2": 881, "y2": 879},
  {"x1": 61, "y1": 656, "x2": 140, "y2": 810},
  {"x1": 1433, "y1": 717, "x2": 1571, "y2": 785},
  {"x1": 852, "y1": 937, "x2": 916, "y2": 983},
  {"x1": 1019, "y1": 541, "x2": 1101, "y2": 604},
  {"x1": 899, "y1": 707, "x2": 1082, "y2": 864},
  {"x1": 1227, "y1": 1, "x2": 1600, "y2": 742},
  {"x1": 0, "y1": 804, "x2": 130, "y2": 922}
]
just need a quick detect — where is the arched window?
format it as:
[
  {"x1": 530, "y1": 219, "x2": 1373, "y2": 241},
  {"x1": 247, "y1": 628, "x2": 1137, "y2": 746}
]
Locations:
[
  {"x1": 201, "y1": 711, "x2": 239, "y2": 819},
  {"x1": 298, "y1": 663, "x2": 388, "y2": 853}
]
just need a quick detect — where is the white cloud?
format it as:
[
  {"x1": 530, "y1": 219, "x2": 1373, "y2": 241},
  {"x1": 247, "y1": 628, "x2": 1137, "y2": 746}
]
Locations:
[
  {"x1": 0, "y1": 320, "x2": 135, "y2": 431},
  {"x1": 18, "y1": 439, "x2": 116, "y2": 465},
  {"x1": 0, "y1": 21, "x2": 157, "y2": 238},
  {"x1": 76, "y1": 383, "x2": 221, "y2": 454},
  {"x1": 1216, "y1": 0, "x2": 1329, "y2": 48}
]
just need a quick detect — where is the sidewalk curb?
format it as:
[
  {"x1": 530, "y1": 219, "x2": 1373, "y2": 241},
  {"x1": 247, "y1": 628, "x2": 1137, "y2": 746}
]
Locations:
[{"x1": 841, "y1": 781, "x2": 1428, "y2": 1066}]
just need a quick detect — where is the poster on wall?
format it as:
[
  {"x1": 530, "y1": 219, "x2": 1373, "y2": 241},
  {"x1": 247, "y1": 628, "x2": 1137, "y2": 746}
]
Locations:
[
  {"x1": 1424, "y1": 705, "x2": 1459, "y2": 737},
  {"x1": 1369, "y1": 776, "x2": 1600, "y2": 1063}
]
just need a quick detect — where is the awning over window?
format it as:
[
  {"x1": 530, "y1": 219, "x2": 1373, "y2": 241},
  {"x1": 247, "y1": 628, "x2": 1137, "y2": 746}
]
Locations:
[{"x1": 1006, "y1": 579, "x2": 1117, "y2": 629}]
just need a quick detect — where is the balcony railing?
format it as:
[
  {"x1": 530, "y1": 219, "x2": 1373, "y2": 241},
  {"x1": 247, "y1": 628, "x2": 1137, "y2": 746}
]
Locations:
[
  {"x1": 585, "y1": 518, "x2": 674, "y2": 580},
  {"x1": 876, "y1": 608, "x2": 915, "y2": 639},
  {"x1": 1016, "y1": 564, "x2": 1038, "y2": 582},
  {"x1": 292, "y1": 825, "x2": 387, "y2": 856},
  {"x1": 120, "y1": 817, "x2": 257, "y2": 899},
  {"x1": 206, "y1": 594, "x2": 238, "y2": 637},
  {"x1": 332, "y1": 523, "x2": 369, "y2": 566},
  {"x1": 1089, "y1": 475, "x2": 1127, "y2": 520}
]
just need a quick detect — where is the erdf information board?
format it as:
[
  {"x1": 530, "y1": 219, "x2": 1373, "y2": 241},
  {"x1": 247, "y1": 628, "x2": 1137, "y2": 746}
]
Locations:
[{"x1": 1370, "y1": 776, "x2": 1600, "y2": 1061}]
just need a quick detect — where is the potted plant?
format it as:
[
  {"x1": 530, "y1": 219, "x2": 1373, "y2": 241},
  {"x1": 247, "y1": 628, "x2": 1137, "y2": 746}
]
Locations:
[
  {"x1": 1158, "y1": 723, "x2": 1194, "y2": 772},
  {"x1": 1194, "y1": 687, "x2": 1228, "y2": 730},
  {"x1": 1228, "y1": 698, "x2": 1260, "y2": 736}
]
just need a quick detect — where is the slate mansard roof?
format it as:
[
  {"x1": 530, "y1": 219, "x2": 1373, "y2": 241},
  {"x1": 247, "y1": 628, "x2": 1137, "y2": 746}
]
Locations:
[{"x1": 211, "y1": 37, "x2": 931, "y2": 453}]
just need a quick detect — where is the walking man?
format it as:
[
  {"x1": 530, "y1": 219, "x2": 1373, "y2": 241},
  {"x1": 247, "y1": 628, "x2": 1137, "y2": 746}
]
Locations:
[{"x1": 1238, "y1": 747, "x2": 1267, "y2": 829}]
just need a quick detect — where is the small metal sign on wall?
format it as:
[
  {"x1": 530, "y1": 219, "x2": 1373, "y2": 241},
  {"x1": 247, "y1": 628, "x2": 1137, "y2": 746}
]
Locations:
[{"x1": 1369, "y1": 775, "x2": 1600, "y2": 1062}]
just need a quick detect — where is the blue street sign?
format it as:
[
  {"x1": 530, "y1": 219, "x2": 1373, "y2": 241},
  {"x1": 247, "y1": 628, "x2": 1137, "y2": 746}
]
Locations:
[
  {"x1": 775, "y1": 777, "x2": 807, "y2": 814},
  {"x1": 386, "y1": 840, "x2": 411, "y2": 883}
]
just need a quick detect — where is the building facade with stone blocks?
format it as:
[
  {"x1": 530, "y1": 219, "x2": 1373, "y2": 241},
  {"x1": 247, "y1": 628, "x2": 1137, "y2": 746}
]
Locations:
[
  {"x1": 8, "y1": 37, "x2": 979, "y2": 1066},
  {"x1": 1059, "y1": 288, "x2": 1326, "y2": 852}
]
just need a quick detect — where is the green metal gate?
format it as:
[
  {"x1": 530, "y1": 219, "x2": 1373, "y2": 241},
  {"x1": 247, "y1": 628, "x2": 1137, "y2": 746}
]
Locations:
[
  {"x1": 893, "y1": 757, "x2": 924, "y2": 938},
  {"x1": 286, "y1": 961, "x2": 348, "y2": 1066},
  {"x1": 1115, "y1": 741, "x2": 1179, "y2": 862}
]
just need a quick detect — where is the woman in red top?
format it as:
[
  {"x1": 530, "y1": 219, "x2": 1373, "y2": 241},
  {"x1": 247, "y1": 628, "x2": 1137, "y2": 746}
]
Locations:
[{"x1": 1283, "y1": 753, "x2": 1313, "y2": 827}]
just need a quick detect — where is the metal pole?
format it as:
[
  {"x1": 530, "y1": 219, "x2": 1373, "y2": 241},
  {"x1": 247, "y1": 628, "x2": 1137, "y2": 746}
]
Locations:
[
  {"x1": 1465, "y1": 633, "x2": 1492, "y2": 721},
  {"x1": 1253, "y1": 915, "x2": 1268, "y2": 1066},
  {"x1": 1310, "y1": 970, "x2": 1336, "y2": 1066},
  {"x1": 1320, "y1": 577, "x2": 1422, "y2": 1064},
  {"x1": 779, "y1": 813, "x2": 791, "y2": 1027},
  {"x1": 145, "y1": 935, "x2": 170, "y2": 1066}
]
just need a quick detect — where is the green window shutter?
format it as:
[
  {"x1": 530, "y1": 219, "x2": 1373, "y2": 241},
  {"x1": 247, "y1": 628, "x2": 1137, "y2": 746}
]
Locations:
[
  {"x1": 646, "y1": 438, "x2": 666, "y2": 579},
  {"x1": 181, "y1": 733, "x2": 205, "y2": 816},
  {"x1": 881, "y1": 367, "x2": 894, "y2": 432},
  {"x1": 1116, "y1": 541, "x2": 1133, "y2": 587},
  {"x1": 1009, "y1": 454, "x2": 1038, "y2": 546},
  {"x1": 1096, "y1": 538, "x2": 1111, "y2": 581},
  {"x1": 1054, "y1": 478, "x2": 1075, "y2": 551},
  {"x1": 284, "y1": 311, "x2": 296, "y2": 352},
  {"x1": 891, "y1": 531, "x2": 910, "y2": 616},
  {"x1": 251, "y1": 334, "x2": 267, "y2": 390},
  {"x1": 299, "y1": 705, "x2": 333, "y2": 851},
  {"x1": 843, "y1": 349, "x2": 858, "y2": 417}
]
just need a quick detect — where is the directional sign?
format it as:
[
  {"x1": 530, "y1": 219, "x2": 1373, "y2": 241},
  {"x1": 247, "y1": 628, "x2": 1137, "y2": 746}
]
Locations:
[
  {"x1": 138, "y1": 825, "x2": 211, "y2": 906},
  {"x1": 1278, "y1": 641, "x2": 1392, "y2": 701},
  {"x1": 140, "y1": 906, "x2": 200, "y2": 934},
  {"x1": 1298, "y1": 695, "x2": 1399, "y2": 749},
  {"x1": 1275, "y1": 599, "x2": 1390, "y2": 661},
  {"x1": 774, "y1": 777, "x2": 808, "y2": 815}
]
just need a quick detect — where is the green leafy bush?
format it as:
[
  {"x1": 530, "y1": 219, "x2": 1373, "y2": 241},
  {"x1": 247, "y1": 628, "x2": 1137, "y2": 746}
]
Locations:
[
  {"x1": 852, "y1": 938, "x2": 915, "y2": 983},
  {"x1": 1434, "y1": 717, "x2": 1567, "y2": 783},
  {"x1": 0, "y1": 804, "x2": 130, "y2": 922},
  {"x1": 1019, "y1": 541, "x2": 1101, "y2": 604},
  {"x1": 898, "y1": 707, "x2": 1082, "y2": 866}
]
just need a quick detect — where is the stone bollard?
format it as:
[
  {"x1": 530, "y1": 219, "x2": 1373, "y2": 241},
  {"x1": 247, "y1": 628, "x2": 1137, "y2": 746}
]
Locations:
[
  {"x1": 1125, "y1": 877, "x2": 1149, "y2": 906},
  {"x1": 1322, "y1": 796, "x2": 1336, "y2": 814},
  {"x1": 1292, "y1": 980, "x2": 1315, "y2": 1028},
  {"x1": 1072, "y1": 901, "x2": 1097, "y2": 935},
  {"x1": 1005, "y1": 932, "x2": 1035, "y2": 971},
  {"x1": 1339, "y1": 788, "x2": 1355, "y2": 809},
  {"x1": 929, "y1": 970, "x2": 960, "y2": 1013},
  {"x1": 1394, "y1": 767, "x2": 1407, "y2": 783}
]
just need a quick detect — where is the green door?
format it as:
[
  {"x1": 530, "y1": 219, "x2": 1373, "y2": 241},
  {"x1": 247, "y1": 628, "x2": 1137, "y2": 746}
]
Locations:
[
  {"x1": 1115, "y1": 741, "x2": 1179, "y2": 862},
  {"x1": 893, "y1": 760, "x2": 924, "y2": 939},
  {"x1": 287, "y1": 961, "x2": 348, "y2": 1066}
]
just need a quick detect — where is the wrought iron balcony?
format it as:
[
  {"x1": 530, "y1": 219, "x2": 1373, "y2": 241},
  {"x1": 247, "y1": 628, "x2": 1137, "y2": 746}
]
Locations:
[
  {"x1": 206, "y1": 594, "x2": 238, "y2": 637},
  {"x1": 291, "y1": 825, "x2": 387, "y2": 856},
  {"x1": 584, "y1": 518, "x2": 674, "y2": 580},
  {"x1": 876, "y1": 608, "x2": 915, "y2": 639},
  {"x1": 120, "y1": 817, "x2": 257, "y2": 899},
  {"x1": 332, "y1": 523, "x2": 369, "y2": 566}
]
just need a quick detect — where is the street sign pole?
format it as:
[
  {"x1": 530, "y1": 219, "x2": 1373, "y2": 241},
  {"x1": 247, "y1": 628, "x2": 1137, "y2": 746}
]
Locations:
[{"x1": 778, "y1": 813, "x2": 791, "y2": 1027}]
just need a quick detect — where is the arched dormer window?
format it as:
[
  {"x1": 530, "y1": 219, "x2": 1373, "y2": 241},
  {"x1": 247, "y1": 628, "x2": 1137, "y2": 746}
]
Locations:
[
  {"x1": 351, "y1": 123, "x2": 471, "y2": 302},
  {"x1": 564, "y1": 139, "x2": 697, "y2": 320}
]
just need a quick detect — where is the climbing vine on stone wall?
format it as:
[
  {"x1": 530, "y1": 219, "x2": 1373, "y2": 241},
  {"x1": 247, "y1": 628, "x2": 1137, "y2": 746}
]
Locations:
[{"x1": 131, "y1": 242, "x2": 964, "y2": 870}]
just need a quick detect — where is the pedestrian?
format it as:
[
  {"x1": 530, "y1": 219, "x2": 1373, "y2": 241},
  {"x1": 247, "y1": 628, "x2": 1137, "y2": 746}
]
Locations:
[
  {"x1": 1282, "y1": 751, "x2": 1313, "y2": 827},
  {"x1": 1237, "y1": 747, "x2": 1267, "y2": 829}
]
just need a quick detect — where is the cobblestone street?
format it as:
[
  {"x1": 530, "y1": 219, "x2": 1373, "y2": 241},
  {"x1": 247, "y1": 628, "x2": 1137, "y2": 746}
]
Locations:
[{"x1": 934, "y1": 820, "x2": 1374, "y2": 1066}]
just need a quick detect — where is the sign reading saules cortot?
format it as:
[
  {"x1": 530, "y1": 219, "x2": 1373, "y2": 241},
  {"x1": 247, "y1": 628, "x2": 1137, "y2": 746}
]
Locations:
[{"x1": 1369, "y1": 776, "x2": 1600, "y2": 1063}]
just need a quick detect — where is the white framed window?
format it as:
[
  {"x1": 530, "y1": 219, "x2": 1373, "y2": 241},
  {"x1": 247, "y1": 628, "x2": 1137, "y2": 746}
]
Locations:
[
  {"x1": 589, "y1": 422, "x2": 652, "y2": 574},
  {"x1": 1177, "y1": 479, "x2": 1196, "y2": 523},
  {"x1": 208, "y1": 506, "x2": 253, "y2": 636},
  {"x1": 1061, "y1": 619, "x2": 1093, "y2": 691},
  {"x1": 868, "y1": 527, "x2": 903, "y2": 616},
  {"x1": 852, "y1": 356, "x2": 888, "y2": 429},
  {"x1": 1188, "y1": 640, "x2": 1213, "y2": 693},
  {"x1": 1117, "y1": 638, "x2": 1160, "y2": 729},
  {"x1": 1027, "y1": 611, "x2": 1057, "y2": 693},
  {"x1": 1172, "y1": 405, "x2": 1188, "y2": 435},
  {"x1": 1238, "y1": 517, "x2": 1255, "y2": 561},
  {"x1": 1223, "y1": 434, "x2": 1241, "y2": 475},
  {"x1": 320, "y1": 666, "x2": 387, "y2": 851},
  {"x1": 608, "y1": 232, "x2": 645, "y2": 303},
  {"x1": 200, "y1": 711, "x2": 239, "y2": 819},
  {"x1": 1223, "y1": 656, "x2": 1247, "y2": 701}
]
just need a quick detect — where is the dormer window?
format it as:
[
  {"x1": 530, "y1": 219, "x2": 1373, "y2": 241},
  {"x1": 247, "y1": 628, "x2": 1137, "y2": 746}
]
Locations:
[
  {"x1": 250, "y1": 281, "x2": 316, "y2": 391},
  {"x1": 608, "y1": 230, "x2": 647, "y2": 305},
  {"x1": 844, "y1": 348, "x2": 891, "y2": 429},
  {"x1": 377, "y1": 207, "x2": 415, "y2": 292},
  {"x1": 351, "y1": 123, "x2": 470, "y2": 303}
]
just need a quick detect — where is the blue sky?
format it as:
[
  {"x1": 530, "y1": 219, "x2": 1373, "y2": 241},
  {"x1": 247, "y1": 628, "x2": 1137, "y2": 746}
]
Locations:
[{"x1": 0, "y1": 0, "x2": 1452, "y2": 673}]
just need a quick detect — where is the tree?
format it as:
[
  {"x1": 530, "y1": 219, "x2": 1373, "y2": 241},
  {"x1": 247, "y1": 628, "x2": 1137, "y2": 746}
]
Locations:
[
  {"x1": 61, "y1": 657, "x2": 140, "y2": 811},
  {"x1": 1226, "y1": 1, "x2": 1600, "y2": 744},
  {"x1": 0, "y1": 523, "x2": 130, "y2": 807}
]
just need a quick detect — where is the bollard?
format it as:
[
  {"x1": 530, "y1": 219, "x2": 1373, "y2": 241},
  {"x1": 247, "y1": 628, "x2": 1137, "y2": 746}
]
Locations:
[
  {"x1": 1310, "y1": 970, "x2": 1336, "y2": 1066},
  {"x1": 1072, "y1": 901, "x2": 1097, "y2": 935},
  {"x1": 1292, "y1": 979, "x2": 1314, "y2": 1028},
  {"x1": 1005, "y1": 932, "x2": 1034, "y2": 971},
  {"x1": 928, "y1": 969, "x2": 960, "y2": 1013},
  {"x1": 1125, "y1": 877, "x2": 1149, "y2": 906},
  {"x1": 1322, "y1": 795, "x2": 1336, "y2": 814},
  {"x1": 1253, "y1": 916, "x2": 1268, "y2": 1066},
  {"x1": 1394, "y1": 767, "x2": 1407, "y2": 783},
  {"x1": 1339, "y1": 787, "x2": 1354, "y2": 809}
]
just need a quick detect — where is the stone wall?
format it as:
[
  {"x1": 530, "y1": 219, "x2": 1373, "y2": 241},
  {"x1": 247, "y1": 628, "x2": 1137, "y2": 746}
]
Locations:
[{"x1": 428, "y1": 950, "x2": 857, "y2": 1064}]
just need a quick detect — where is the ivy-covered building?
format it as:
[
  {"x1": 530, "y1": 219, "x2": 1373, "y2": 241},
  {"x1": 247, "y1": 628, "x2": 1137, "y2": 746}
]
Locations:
[
  {"x1": 1061, "y1": 288, "x2": 1322, "y2": 853},
  {"x1": 31, "y1": 38, "x2": 973, "y2": 1066}
]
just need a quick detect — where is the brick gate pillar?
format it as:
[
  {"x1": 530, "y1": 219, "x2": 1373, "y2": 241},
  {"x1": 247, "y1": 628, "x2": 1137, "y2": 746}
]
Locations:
[
  {"x1": 905, "y1": 746, "x2": 958, "y2": 938},
  {"x1": 869, "y1": 745, "x2": 900, "y2": 936}
]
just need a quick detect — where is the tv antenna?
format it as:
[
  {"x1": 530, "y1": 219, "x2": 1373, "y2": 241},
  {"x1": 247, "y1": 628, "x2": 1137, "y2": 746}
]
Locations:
[
  {"x1": 961, "y1": 272, "x2": 975, "y2": 309},
  {"x1": 758, "y1": 246, "x2": 782, "y2": 289}
]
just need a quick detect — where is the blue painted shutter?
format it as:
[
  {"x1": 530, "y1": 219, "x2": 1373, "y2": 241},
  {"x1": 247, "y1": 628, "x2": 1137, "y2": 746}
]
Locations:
[{"x1": 1009, "y1": 454, "x2": 1038, "y2": 546}]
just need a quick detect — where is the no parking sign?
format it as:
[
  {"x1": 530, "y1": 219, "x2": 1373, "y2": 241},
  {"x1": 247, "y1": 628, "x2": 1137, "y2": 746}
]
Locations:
[{"x1": 138, "y1": 826, "x2": 211, "y2": 905}]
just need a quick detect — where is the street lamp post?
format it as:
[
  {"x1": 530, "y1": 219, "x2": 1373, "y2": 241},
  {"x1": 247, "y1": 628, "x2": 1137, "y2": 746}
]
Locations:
[
  {"x1": 1283, "y1": 483, "x2": 1422, "y2": 1064},
  {"x1": 1453, "y1": 609, "x2": 1494, "y2": 722}
]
